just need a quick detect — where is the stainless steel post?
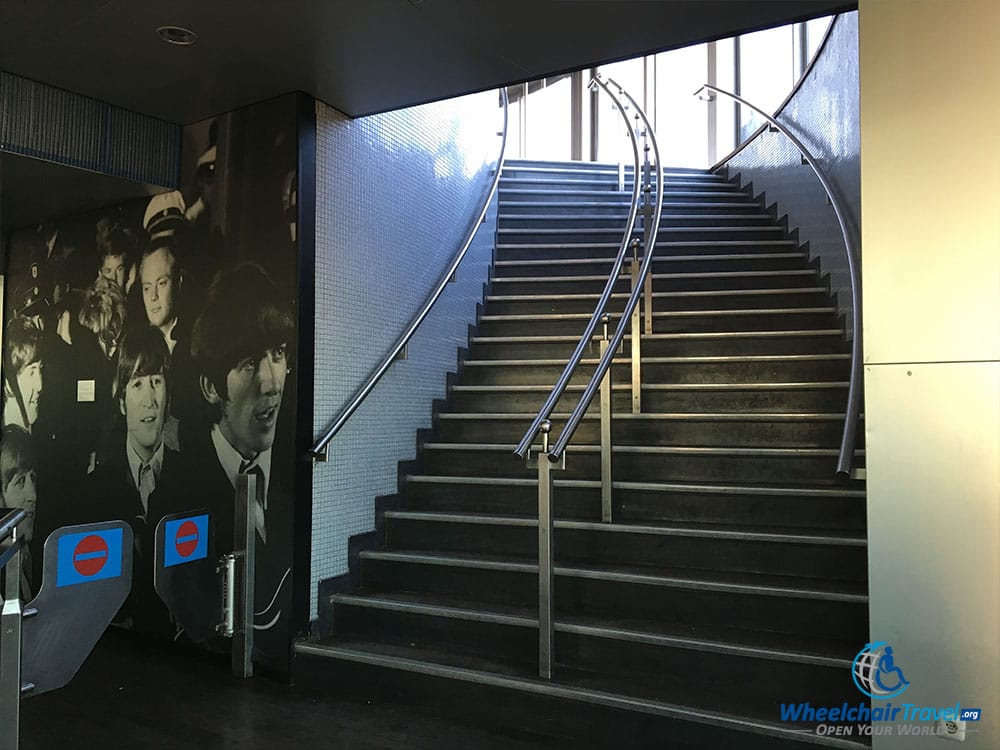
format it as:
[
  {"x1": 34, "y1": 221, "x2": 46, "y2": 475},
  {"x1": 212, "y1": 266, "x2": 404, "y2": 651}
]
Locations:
[
  {"x1": 599, "y1": 316, "x2": 613, "y2": 523},
  {"x1": 233, "y1": 475, "x2": 257, "y2": 678},
  {"x1": 629, "y1": 241, "x2": 642, "y2": 415},
  {"x1": 536, "y1": 420, "x2": 554, "y2": 680},
  {"x1": 0, "y1": 527, "x2": 23, "y2": 750}
]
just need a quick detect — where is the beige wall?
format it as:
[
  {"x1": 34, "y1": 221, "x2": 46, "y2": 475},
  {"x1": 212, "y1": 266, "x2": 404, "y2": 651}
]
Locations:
[{"x1": 860, "y1": 1, "x2": 1000, "y2": 748}]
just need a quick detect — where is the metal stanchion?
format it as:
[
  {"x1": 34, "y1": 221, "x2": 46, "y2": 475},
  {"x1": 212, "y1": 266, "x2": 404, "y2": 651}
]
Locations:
[
  {"x1": 599, "y1": 315, "x2": 614, "y2": 523},
  {"x1": 0, "y1": 513, "x2": 25, "y2": 750},
  {"x1": 528, "y1": 421, "x2": 564, "y2": 680},
  {"x1": 629, "y1": 238, "x2": 643, "y2": 415},
  {"x1": 232, "y1": 475, "x2": 257, "y2": 679}
]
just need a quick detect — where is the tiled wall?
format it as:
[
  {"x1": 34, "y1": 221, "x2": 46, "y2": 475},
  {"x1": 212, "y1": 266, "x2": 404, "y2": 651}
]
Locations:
[
  {"x1": 311, "y1": 90, "x2": 503, "y2": 620},
  {"x1": 722, "y1": 12, "x2": 860, "y2": 337}
]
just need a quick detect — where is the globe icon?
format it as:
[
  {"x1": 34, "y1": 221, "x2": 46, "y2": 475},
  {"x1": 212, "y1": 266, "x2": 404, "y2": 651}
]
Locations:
[{"x1": 852, "y1": 642, "x2": 910, "y2": 699}]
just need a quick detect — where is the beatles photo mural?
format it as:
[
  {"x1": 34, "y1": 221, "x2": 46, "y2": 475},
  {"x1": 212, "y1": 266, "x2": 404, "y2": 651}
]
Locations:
[{"x1": 0, "y1": 95, "x2": 300, "y2": 672}]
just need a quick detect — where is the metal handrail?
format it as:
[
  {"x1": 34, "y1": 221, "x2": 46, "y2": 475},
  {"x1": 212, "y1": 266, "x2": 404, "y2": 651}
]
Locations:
[
  {"x1": 695, "y1": 84, "x2": 861, "y2": 476},
  {"x1": 548, "y1": 84, "x2": 663, "y2": 460},
  {"x1": 0, "y1": 509, "x2": 26, "y2": 544},
  {"x1": 513, "y1": 77, "x2": 648, "y2": 459},
  {"x1": 310, "y1": 89, "x2": 509, "y2": 461}
]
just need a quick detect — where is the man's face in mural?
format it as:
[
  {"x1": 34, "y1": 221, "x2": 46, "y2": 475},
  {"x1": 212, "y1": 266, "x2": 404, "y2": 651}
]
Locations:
[
  {"x1": 218, "y1": 344, "x2": 288, "y2": 459},
  {"x1": 15, "y1": 361, "x2": 43, "y2": 427},
  {"x1": 121, "y1": 369, "x2": 166, "y2": 462},
  {"x1": 3, "y1": 468, "x2": 37, "y2": 541},
  {"x1": 140, "y1": 247, "x2": 177, "y2": 330},
  {"x1": 100, "y1": 253, "x2": 127, "y2": 290}
]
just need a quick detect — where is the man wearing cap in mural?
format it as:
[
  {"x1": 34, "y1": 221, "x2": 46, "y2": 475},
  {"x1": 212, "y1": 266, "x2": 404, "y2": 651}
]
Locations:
[
  {"x1": 183, "y1": 261, "x2": 294, "y2": 666},
  {"x1": 143, "y1": 191, "x2": 187, "y2": 242}
]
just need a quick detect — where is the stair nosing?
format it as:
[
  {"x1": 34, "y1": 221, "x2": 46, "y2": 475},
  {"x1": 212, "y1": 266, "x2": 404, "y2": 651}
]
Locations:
[
  {"x1": 382, "y1": 511, "x2": 866, "y2": 546},
  {"x1": 461, "y1": 353, "x2": 851, "y2": 365},
  {"x1": 470, "y1": 330, "x2": 845, "y2": 344},
  {"x1": 450, "y1": 381, "x2": 850, "y2": 391},
  {"x1": 491, "y1": 270, "x2": 816, "y2": 282},
  {"x1": 359, "y1": 550, "x2": 868, "y2": 603},
  {"x1": 486, "y1": 288, "x2": 827, "y2": 302},
  {"x1": 493, "y1": 252, "x2": 805, "y2": 265},
  {"x1": 479, "y1": 307, "x2": 836, "y2": 320},
  {"x1": 421, "y1": 442, "x2": 863, "y2": 458},
  {"x1": 496, "y1": 240, "x2": 798, "y2": 249},
  {"x1": 403, "y1": 474, "x2": 867, "y2": 498}
]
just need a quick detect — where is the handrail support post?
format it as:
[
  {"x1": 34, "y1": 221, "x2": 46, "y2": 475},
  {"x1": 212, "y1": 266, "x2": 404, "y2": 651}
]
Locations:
[
  {"x1": 1, "y1": 526, "x2": 23, "y2": 750},
  {"x1": 629, "y1": 258, "x2": 642, "y2": 414},
  {"x1": 526, "y1": 420, "x2": 563, "y2": 680},
  {"x1": 599, "y1": 319, "x2": 613, "y2": 523}
]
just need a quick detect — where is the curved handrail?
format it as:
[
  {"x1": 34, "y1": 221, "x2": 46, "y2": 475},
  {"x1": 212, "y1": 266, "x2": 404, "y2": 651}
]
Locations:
[
  {"x1": 549, "y1": 82, "x2": 663, "y2": 460},
  {"x1": 695, "y1": 83, "x2": 862, "y2": 476},
  {"x1": 310, "y1": 89, "x2": 509, "y2": 460},
  {"x1": 712, "y1": 14, "x2": 840, "y2": 171},
  {"x1": 0, "y1": 508, "x2": 26, "y2": 543},
  {"x1": 515, "y1": 78, "x2": 663, "y2": 461},
  {"x1": 0, "y1": 508, "x2": 27, "y2": 568},
  {"x1": 513, "y1": 77, "x2": 643, "y2": 459}
]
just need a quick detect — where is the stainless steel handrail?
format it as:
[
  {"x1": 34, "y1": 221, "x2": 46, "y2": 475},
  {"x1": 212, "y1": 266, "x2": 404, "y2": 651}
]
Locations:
[
  {"x1": 548, "y1": 83, "x2": 663, "y2": 460},
  {"x1": 0, "y1": 509, "x2": 26, "y2": 544},
  {"x1": 310, "y1": 89, "x2": 509, "y2": 461},
  {"x1": 695, "y1": 83, "x2": 862, "y2": 476},
  {"x1": 513, "y1": 77, "x2": 646, "y2": 459}
]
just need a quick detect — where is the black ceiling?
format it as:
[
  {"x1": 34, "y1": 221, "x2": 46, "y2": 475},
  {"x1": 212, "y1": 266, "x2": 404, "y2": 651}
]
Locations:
[
  {"x1": 0, "y1": 0, "x2": 854, "y2": 232},
  {"x1": 0, "y1": 0, "x2": 854, "y2": 124}
]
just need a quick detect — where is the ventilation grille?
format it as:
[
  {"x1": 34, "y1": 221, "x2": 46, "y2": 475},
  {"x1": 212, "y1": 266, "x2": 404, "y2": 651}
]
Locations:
[{"x1": 0, "y1": 72, "x2": 180, "y2": 187}]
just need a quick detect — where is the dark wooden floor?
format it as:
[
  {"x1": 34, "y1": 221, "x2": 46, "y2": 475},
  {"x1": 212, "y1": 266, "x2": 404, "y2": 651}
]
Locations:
[{"x1": 18, "y1": 630, "x2": 574, "y2": 749}]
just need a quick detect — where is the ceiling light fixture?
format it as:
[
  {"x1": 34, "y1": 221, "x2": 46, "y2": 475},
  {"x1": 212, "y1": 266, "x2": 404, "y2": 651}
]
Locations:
[{"x1": 156, "y1": 26, "x2": 198, "y2": 46}]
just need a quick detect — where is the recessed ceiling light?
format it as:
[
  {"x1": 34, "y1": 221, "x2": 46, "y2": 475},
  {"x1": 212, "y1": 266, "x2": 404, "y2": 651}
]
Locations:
[{"x1": 156, "y1": 26, "x2": 198, "y2": 46}]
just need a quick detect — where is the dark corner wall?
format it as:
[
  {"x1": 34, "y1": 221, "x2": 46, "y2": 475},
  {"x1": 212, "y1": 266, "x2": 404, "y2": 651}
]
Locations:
[
  {"x1": 1, "y1": 84, "x2": 309, "y2": 674},
  {"x1": 719, "y1": 12, "x2": 860, "y2": 337}
]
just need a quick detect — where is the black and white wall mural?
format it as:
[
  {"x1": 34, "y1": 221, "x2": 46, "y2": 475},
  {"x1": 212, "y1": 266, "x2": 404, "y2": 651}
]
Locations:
[{"x1": 0, "y1": 94, "x2": 301, "y2": 672}]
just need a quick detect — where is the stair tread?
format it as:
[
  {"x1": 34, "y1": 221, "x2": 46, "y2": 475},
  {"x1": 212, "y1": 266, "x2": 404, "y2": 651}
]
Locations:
[
  {"x1": 331, "y1": 591, "x2": 858, "y2": 664},
  {"x1": 361, "y1": 549, "x2": 869, "y2": 601},
  {"x1": 494, "y1": 252, "x2": 804, "y2": 265},
  {"x1": 497, "y1": 213, "x2": 771, "y2": 222},
  {"x1": 451, "y1": 381, "x2": 849, "y2": 391},
  {"x1": 480, "y1": 308, "x2": 835, "y2": 320},
  {"x1": 486, "y1": 288, "x2": 826, "y2": 301},
  {"x1": 422, "y1": 442, "x2": 863, "y2": 455},
  {"x1": 404, "y1": 473, "x2": 867, "y2": 497},
  {"x1": 463, "y1": 353, "x2": 850, "y2": 365},
  {"x1": 438, "y1": 412, "x2": 849, "y2": 421},
  {"x1": 497, "y1": 240, "x2": 798, "y2": 248},
  {"x1": 297, "y1": 639, "x2": 869, "y2": 749},
  {"x1": 384, "y1": 511, "x2": 866, "y2": 545},
  {"x1": 471, "y1": 330, "x2": 844, "y2": 343},
  {"x1": 497, "y1": 226, "x2": 782, "y2": 233}
]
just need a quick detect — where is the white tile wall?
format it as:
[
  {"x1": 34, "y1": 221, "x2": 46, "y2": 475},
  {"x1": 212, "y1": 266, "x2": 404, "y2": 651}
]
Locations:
[
  {"x1": 724, "y1": 12, "x2": 860, "y2": 336},
  {"x1": 311, "y1": 90, "x2": 503, "y2": 620}
]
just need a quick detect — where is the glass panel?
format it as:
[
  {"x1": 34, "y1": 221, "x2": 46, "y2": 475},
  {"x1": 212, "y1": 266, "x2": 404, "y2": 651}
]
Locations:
[
  {"x1": 806, "y1": 16, "x2": 835, "y2": 64},
  {"x1": 524, "y1": 77, "x2": 572, "y2": 161},
  {"x1": 738, "y1": 24, "x2": 796, "y2": 141},
  {"x1": 715, "y1": 38, "x2": 737, "y2": 161},
  {"x1": 595, "y1": 58, "x2": 646, "y2": 164},
  {"x1": 653, "y1": 44, "x2": 708, "y2": 168}
]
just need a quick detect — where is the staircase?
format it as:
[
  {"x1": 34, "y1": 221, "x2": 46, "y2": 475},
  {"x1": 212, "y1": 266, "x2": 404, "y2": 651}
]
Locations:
[{"x1": 298, "y1": 160, "x2": 869, "y2": 749}]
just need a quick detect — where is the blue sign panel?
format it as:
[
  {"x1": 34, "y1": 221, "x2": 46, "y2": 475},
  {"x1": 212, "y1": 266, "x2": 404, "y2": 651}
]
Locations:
[
  {"x1": 163, "y1": 514, "x2": 209, "y2": 568},
  {"x1": 56, "y1": 528, "x2": 124, "y2": 587}
]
